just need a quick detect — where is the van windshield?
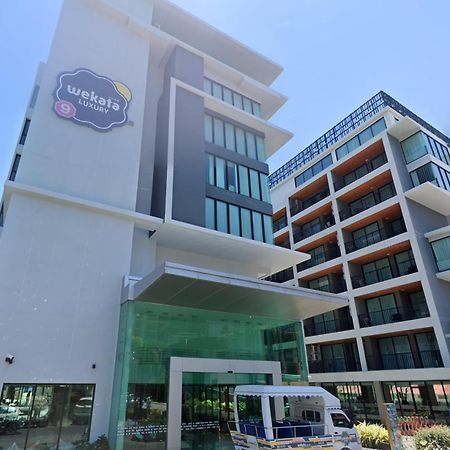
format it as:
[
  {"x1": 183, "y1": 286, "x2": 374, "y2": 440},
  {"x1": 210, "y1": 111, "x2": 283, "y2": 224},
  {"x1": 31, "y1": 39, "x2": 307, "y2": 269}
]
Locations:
[{"x1": 330, "y1": 412, "x2": 352, "y2": 428}]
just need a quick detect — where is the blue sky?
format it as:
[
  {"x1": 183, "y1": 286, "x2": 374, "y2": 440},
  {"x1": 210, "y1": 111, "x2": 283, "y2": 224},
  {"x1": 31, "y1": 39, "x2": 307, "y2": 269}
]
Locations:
[{"x1": 1, "y1": 0, "x2": 449, "y2": 191}]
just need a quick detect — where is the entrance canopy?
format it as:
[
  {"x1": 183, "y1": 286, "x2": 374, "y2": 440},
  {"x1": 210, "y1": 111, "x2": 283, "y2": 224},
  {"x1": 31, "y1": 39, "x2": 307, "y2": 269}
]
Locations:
[{"x1": 125, "y1": 262, "x2": 347, "y2": 321}]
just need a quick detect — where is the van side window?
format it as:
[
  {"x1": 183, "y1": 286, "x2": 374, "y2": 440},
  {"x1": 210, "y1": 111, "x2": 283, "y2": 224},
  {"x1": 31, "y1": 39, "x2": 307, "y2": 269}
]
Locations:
[
  {"x1": 301, "y1": 410, "x2": 321, "y2": 422},
  {"x1": 331, "y1": 412, "x2": 352, "y2": 428}
]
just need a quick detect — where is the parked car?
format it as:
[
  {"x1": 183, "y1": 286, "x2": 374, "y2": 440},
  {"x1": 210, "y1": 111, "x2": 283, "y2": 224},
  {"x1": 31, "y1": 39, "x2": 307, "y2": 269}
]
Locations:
[
  {"x1": 72, "y1": 397, "x2": 92, "y2": 424},
  {"x1": 0, "y1": 405, "x2": 25, "y2": 434}
]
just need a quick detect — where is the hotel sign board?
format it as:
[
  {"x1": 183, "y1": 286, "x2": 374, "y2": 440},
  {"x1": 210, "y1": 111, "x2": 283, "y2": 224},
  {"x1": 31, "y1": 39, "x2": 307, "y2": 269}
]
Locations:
[{"x1": 53, "y1": 68, "x2": 132, "y2": 132}]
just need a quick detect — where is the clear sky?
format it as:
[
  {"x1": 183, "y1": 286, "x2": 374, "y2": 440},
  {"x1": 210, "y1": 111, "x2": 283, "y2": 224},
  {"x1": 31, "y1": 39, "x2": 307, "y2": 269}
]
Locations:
[{"x1": 1, "y1": 0, "x2": 449, "y2": 192}]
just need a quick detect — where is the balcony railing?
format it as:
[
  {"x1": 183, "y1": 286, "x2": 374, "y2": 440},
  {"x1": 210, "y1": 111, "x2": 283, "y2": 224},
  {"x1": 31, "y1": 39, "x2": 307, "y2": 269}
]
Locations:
[
  {"x1": 264, "y1": 267, "x2": 294, "y2": 284},
  {"x1": 339, "y1": 182, "x2": 396, "y2": 221},
  {"x1": 273, "y1": 216, "x2": 288, "y2": 233},
  {"x1": 308, "y1": 278, "x2": 347, "y2": 294},
  {"x1": 351, "y1": 259, "x2": 417, "y2": 289},
  {"x1": 345, "y1": 220, "x2": 406, "y2": 253},
  {"x1": 275, "y1": 239, "x2": 290, "y2": 249},
  {"x1": 297, "y1": 245, "x2": 341, "y2": 271},
  {"x1": 308, "y1": 359, "x2": 361, "y2": 373},
  {"x1": 334, "y1": 153, "x2": 388, "y2": 191},
  {"x1": 293, "y1": 216, "x2": 335, "y2": 243},
  {"x1": 304, "y1": 316, "x2": 353, "y2": 337},
  {"x1": 366, "y1": 350, "x2": 443, "y2": 370},
  {"x1": 358, "y1": 305, "x2": 430, "y2": 328},
  {"x1": 290, "y1": 188, "x2": 330, "y2": 217}
]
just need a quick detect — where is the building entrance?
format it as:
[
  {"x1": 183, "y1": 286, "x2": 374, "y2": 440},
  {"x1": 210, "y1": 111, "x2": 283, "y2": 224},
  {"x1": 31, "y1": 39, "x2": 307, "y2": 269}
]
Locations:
[{"x1": 167, "y1": 357, "x2": 282, "y2": 450}]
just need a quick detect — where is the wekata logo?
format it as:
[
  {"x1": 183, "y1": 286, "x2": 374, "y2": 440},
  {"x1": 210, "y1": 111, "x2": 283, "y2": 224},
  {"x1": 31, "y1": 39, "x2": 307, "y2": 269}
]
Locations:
[{"x1": 53, "y1": 68, "x2": 132, "y2": 132}]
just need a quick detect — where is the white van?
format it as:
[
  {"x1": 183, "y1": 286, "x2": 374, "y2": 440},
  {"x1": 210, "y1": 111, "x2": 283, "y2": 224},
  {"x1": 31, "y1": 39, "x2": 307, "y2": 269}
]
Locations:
[{"x1": 228, "y1": 385, "x2": 362, "y2": 450}]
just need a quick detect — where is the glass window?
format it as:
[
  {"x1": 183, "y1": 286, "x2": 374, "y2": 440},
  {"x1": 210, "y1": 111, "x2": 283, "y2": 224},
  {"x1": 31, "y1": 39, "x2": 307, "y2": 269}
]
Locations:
[
  {"x1": 366, "y1": 294, "x2": 397, "y2": 326},
  {"x1": 212, "y1": 82, "x2": 223, "y2": 99},
  {"x1": 252, "y1": 211, "x2": 264, "y2": 242},
  {"x1": 359, "y1": 127, "x2": 373, "y2": 145},
  {"x1": 216, "y1": 201, "x2": 228, "y2": 233},
  {"x1": 395, "y1": 249, "x2": 416, "y2": 276},
  {"x1": 215, "y1": 157, "x2": 226, "y2": 189},
  {"x1": 243, "y1": 97, "x2": 252, "y2": 113},
  {"x1": 238, "y1": 166, "x2": 250, "y2": 196},
  {"x1": 241, "y1": 208, "x2": 252, "y2": 239},
  {"x1": 223, "y1": 87, "x2": 233, "y2": 104},
  {"x1": 225, "y1": 123, "x2": 235, "y2": 151},
  {"x1": 263, "y1": 215, "x2": 273, "y2": 244},
  {"x1": 204, "y1": 115, "x2": 213, "y2": 143},
  {"x1": 207, "y1": 154, "x2": 215, "y2": 185},
  {"x1": 229, "y1": 204, "x2": 240, "y2": 236},
  {"x1": 362, "y1": 257, "x2": 392, "y2": 284},
  {"x1": 227, "y1": 161, "x2": 238, "y2": 192},
  {"x1": 213, "y1": 118, "x2": 224, "y2": 147},
  {"x1": 233, "y1": 92, "x2": 243, "y2": 109},
  {"x1": 259, "y1": 173, "x2": 270, "y2": 203},
  {"x1": 401, "y1": 132, "x2": 428, "y2": 163},
  {"x1": 205, "y1": 198, "x2": 215, "y2": 230},
  {"x1": 246, "y1": 132, "x2": 257, "y2": 159},
  {"x1": 336, "y1": 143, "x2": 348, "y2": 160},
  {"x1": 347, "y1": 136, "x2": 360, "y2": 153},
  {"x1": 379, "y1": 183, "x2": 395, "y2": 201},
  {"x1": 370, "y1": 118, "x2": 387, "y2": 135},
  {"x1": 236, "y1": 128, "x2": 246, "y2": 155},
  {"x1": 249, "y1": 169, "x2": 261, "y2": 200},
  {"x1": 252, "y1": 102, "x2": 261, "y2": 117},
  {"x1": 309, "y1": 275, "x2": 330, "y2": 292},
  {"x1": 203, "y1": 78, "x2": 212, "y2": 95},
  {"x1": 256, "y1": 136, "x2": 265, "y2": 162},
  {"x1": 431, "y1": 237, "x2": 450, "y2": 272}
]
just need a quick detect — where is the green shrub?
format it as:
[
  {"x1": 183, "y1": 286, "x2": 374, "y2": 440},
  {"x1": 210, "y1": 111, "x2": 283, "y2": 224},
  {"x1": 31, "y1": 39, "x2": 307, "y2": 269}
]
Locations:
[
  {"x1": 355, "y1": 421, "x2": 389, "y2": 448},
  {"x1": 74, "y1": 435, "x2": 110, "y2": 450},
  {"x1": 415, "y1": 425, "x2": 450, "y2": 450}
]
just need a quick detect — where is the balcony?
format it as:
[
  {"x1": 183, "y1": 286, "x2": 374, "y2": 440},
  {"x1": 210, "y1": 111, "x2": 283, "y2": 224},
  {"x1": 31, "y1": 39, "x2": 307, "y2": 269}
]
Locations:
[
  {"x1": 264, "y1": 267, "x2": 294, "y2": 284},
  {"x1": 345, "y1": 219, "x2": 406, "y2": 253},
  {"x1": 273, "y1": 215, "x2": 288, "y2": 233},
  {"x1": 290, "y1": 187, "x2": 330, "y2": 217},
  {"x1": 308, "y1": 358, "x2": 362, "y2": 374},
  {"x1": 351, "y1": 258, "x2": 417, "y2": 289},
  {"x1": 293, "y1": 215, "x2": 335, "y2": 243},
  {"x1": 366, "y1": 350, "x2": 443, "y2": 370},
  {"x1": 304, "y1": 315, "x2": 353, "y2": 337},
  {"x1": 306, "y1": 277, "x2": 347, "y2": 294},
  {"x1": 339, "y1": 182, "x2": 396, "y2": 221},
  {"x1": 334, "y1": 152, "x2": 388, "y2": 191},
  {"x1": 297, "y1": 244, "x2": 341, "y2": 271},
  {"x1": 358, "y1": 304, "x2": 430, "y2": 328}
]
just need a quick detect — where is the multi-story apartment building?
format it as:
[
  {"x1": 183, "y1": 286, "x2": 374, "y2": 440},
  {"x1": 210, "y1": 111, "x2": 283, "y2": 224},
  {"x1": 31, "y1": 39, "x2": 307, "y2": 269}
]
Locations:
[
  {"x1": 0, "y1": 1, "x2": 345, "y2": 449},
  {"x1": 270, "y1": 91, "x2": 450, "y2": 424}
]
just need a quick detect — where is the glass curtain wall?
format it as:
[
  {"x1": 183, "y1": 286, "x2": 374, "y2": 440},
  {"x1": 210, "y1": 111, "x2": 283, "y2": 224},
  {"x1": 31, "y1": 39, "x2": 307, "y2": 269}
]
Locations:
[{"x1": 109, "y1": 301, "x2": 305, "y2": 450}]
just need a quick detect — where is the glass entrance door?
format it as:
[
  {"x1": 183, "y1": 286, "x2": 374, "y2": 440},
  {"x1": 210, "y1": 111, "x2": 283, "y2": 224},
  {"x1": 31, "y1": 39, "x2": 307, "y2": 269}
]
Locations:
[{"x1": 180, "y1": 372, "x2": 270, "y2": 449}]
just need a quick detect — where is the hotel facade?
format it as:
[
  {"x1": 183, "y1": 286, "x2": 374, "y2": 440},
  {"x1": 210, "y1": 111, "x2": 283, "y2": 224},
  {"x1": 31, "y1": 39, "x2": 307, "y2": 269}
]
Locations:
[
  {"x1": 270, "y1": 91, "x2": 450, "y2": 424},
  {"x1": 0, "y1": 0, "x2": 345, "y2": 449}
]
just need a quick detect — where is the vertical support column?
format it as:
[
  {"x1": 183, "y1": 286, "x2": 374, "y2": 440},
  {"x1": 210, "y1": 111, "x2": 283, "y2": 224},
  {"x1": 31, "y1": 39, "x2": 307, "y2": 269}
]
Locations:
[
  {"x1": 261, "y1": 396, "x2": 274, "y2": 440},
  {"x1": 295, "y1": 321, "x2": 309, "y2": 382},
  {"x1": 166, "y1": 358, "x2": 183, "y2": 450},
  {"x1": 271, "y1": 362, "x2": 284, "y2": 420},
  {"x1": 374, "y1": 381, "x2": 386, "y2": 422}
]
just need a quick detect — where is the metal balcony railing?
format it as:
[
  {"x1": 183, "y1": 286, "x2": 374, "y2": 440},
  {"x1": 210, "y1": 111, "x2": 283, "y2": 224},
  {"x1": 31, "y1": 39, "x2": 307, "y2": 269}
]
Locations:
[
  {"x1": 307, "y1": 278, "x2": 347, "y2": 294},
  {"x1": 339, "y1": 182, "x2": 396, "y2": 221},
  {"x1": 358, "y1": 305, "x2": 430, "y2": 328},
  {"x1": 366, "y1": 350, "x2": 443, "y2": 370},
  {"x1": 293, "y1": 216, "x2": 335, "y2": 243},
  {"x1": 290, "y1": 188, "x2": 330, "y2": 217},
  {"x1": 297, "y1": 245, "x2": 341, "y2": 271},
  {"x1": 344, "y1": 220, "x2": 406, "y2": 253},
  {"x1": 308, "y1": 358, "x2": 362, "y2": 373},
  {"x1": 264, "y1": 267, "x2": 294, "y2": 284},
  {"x1": 304, "y1": 315, "x2": 353, "y2": 337},
  {"x1": 334, "y1": 153, "x2": 388, "y2": 191},
  {"x1": 273, "y1": 216, "x2": 288, "y2": 233}
]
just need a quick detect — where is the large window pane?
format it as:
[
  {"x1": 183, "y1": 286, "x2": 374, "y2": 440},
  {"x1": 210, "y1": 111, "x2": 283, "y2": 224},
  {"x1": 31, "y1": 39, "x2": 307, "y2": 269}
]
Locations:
[
  {"x1": 233, "y1": 92, "x2": 243, "y2": 109},
  {"x1": 205, "y1": 198, "x2": 215, "y2": 230},
  {"x1": 215, "y1": 157, "x2": 226, "y2": 189},
  {"x1": 370, "y1": 118, "x2": 386, "y2": 135},
  {"x1": 252, "y1": 102, "x2": 261, "y2": 117},
  {"x1": 260, "y1": 173, "x2": 270, "y2": 202},
  {"x1": 213, "y1": 118, "x2": 224, "y2": 147},
  {"x1": 236, "y1": 128, "x2": 246, "y2": 155},
  {"x1": 229, "y1": 204, "x2": 240, "y2": 236},
  {"x1": 252, "y1": 211, "x2": 264, "y2": 242},
  {"x1": 225, "y1": 123, "x2": 235, "y2": 151},
  {"x1": 212, "y1": 82, "x2": 223, "y2": 99},
  {"x1": 431, "y1": 237, "x2": 450, "y2": 272},
  {"x1": 216, "y1": 201, "x2": 228, "y2": 233},
  {"x1": 223, "y1": 87, "x2": 233, "y2": 104},
  {"x1": 204, "y1": 115, "x2": 213, "y2": 143},
  {"x1": 238, "y1": 166, "x2": 250, "y2": 196},
  {"x1": 206, "y1": 154, "x2": 215, "y2": 185},
  {"x1": 243, "y1": 97, "x2": 252, "y2": 114},
  {"x1": 256, "y1": 136, "x2": 265, "y2": 161},
  {"x1": 227, "y1": 161, "x2": 238, "y2": 192},
  {"x1": 246, "y1": 132, "x2": 257, "y2": 159},
  {"x1": 249, "y1": 169, "x2": 261, "y2": 200},
  {"x1": 241, "y1": 208, "x2": 252, "y2": 239},
  {"x1": 203, "y1": 78, "x2": 212, "y2": 95},
  {"x1": 401, "y1": 132, "x2": 428, "y2": 163},
  {"x1": 263, "y1": 215, "x2": 273, "y2": 244}
]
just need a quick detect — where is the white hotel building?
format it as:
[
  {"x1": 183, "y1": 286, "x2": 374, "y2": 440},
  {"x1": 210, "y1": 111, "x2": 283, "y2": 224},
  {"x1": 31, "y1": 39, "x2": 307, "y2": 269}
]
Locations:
[{"x1": 270, "y1": 91, "x2": 450, "y2": 423}]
